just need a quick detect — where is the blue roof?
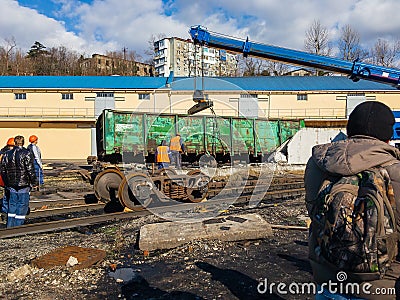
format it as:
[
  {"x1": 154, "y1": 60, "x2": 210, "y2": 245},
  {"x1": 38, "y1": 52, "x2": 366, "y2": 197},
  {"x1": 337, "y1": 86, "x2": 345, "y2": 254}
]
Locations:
[
  {"x1": 0, "y1": 75, "x2": 396, "y2": 91},
  {"x1": 0, "y1": 76, "x2": 167, "y2": 90}
]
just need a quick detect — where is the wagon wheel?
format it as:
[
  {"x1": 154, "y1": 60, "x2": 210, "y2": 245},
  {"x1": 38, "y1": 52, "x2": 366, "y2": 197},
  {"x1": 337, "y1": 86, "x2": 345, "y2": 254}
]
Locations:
[
  {"x1": 93, "y1": 168, "x2": 124, "y2": 203},
  {"x1": 118, "y1": 173, "x2": 154, "y2": 209},
  {"x1": 185, "y1": 170, "x2": 210, "y2": 203}
]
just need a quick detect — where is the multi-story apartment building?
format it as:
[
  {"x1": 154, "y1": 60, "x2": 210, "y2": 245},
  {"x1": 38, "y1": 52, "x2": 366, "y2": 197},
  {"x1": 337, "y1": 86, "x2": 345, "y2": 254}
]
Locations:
[
  {"x1": 154, "y1": 37, "x2": 238, "y2": 77},
  {"x1": 81, "y1": 54, "x2": 154, "y2": 76}
]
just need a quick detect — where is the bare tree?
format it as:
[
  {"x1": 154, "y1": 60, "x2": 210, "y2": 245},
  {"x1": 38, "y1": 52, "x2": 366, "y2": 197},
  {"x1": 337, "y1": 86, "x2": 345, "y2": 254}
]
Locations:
[
  {"x1": 265, "y1": 61, "x2": 290, "y2": 76},
  {"x1": 0, "y1": 37, "x2": 16, "y2": 75},
  {"x1": 368, "y1": 38, "x2": 400, "y2": 68},
  {"x1": 304, "y1": 20, "x2": 331, "y2": 56},
  {"x1": 304, "y1": 20, "x2": 332, "y2": 75},
  {"x1": 338, "y1": 25, "x2": 368, "y2": 61},
  {"x1": 13, "y1": 49, "x2": 31, "y2": 75},
  {"x1": 146, "y1": 33, "x2": 166, "y2": 65},
  {"x1": 237, "y1": 57, "x2": 268, "y2": 76}
]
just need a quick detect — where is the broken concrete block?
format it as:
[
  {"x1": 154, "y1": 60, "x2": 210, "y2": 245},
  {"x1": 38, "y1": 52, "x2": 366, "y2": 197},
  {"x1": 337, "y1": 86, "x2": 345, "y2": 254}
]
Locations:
[
  {"x1": 139, "y1": 213, "x2": 272, "y2": 251},
  {"x1": 7, "y1": 264, "x2": 32, "y2": 282},
  {"x1": 66, "y1": 256, "x2": 79, "y2": 267}
]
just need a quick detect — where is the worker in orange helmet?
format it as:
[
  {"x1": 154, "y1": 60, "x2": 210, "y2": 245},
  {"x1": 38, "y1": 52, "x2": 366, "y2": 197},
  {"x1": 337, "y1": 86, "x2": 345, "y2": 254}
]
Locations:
[
  {"x1": 27, "y1": 135, "x2": 44, "y2": 188},
  {"x1": 155, "y1": 140, "x2": 170, "y2": 169},
  {"x1": 0, "y1": 138, "x2": 15, "y2": 159}
]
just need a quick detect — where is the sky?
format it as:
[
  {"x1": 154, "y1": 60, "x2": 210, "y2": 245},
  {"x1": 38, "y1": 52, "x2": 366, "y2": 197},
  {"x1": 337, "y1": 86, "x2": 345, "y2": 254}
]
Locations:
[{"x1": 1, "y1": 0, "x2": 400, "y2": 61}]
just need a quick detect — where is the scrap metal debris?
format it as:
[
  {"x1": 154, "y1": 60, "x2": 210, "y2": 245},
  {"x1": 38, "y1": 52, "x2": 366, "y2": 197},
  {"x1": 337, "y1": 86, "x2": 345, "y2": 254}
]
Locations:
[{"x1": 31, "y1": 246, "x2": 106, "y2": 270}]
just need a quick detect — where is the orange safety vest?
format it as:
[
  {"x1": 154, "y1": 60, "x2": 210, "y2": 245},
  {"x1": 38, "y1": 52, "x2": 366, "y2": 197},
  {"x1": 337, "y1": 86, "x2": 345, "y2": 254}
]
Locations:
[
  {"x1": 170, "y1": 136, "x2": 182, "y2": 152},
  {"x1": 156, "y1": 146, "x2": 170, "y2": 163}
]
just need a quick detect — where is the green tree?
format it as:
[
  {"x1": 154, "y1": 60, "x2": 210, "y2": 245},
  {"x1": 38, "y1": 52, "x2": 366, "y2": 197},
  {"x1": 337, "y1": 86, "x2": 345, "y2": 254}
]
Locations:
[
  {"x1": 26, "y1": 41, "x2": 50, "y2": 75},
  {"x1": 27, "y1": 41, "x2": 48, "y2": 58}
]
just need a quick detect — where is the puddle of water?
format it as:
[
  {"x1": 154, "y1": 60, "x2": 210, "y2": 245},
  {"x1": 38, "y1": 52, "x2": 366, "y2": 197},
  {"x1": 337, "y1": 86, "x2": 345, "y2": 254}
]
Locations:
[{"x1": 109, "y1": 268, "x2": 139, "y2": 282}]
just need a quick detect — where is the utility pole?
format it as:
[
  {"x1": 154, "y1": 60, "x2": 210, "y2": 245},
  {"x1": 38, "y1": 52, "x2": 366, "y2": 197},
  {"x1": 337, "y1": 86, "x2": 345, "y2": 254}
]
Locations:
[{"x1": 122, "y1": 47, "x2": 127, "y2": 75}]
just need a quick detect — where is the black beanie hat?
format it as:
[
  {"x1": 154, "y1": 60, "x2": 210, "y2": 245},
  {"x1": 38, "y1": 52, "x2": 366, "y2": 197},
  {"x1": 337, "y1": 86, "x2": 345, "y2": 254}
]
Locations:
[{"x1": 346, "y1": 101, "x2": 394, "y2": 141}]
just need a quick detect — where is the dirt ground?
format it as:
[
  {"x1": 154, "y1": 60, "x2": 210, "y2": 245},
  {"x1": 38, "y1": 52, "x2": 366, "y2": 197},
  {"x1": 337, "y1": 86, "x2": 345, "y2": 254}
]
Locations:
[{"x1": 0, "y1": 162, "x2": 313, "y2": 300}]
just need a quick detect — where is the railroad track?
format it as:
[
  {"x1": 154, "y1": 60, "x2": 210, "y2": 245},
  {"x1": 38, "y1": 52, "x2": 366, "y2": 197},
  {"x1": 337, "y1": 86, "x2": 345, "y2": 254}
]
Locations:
[
  {"x1": 28, "y1": 203, "x2": 105, "y2": 218},
  {"x1": 26, "y1": 178, "x2": 304, "y2": 218},
  {"x1": 0, "y1": 184, "x2": 305, "y2": 239}
]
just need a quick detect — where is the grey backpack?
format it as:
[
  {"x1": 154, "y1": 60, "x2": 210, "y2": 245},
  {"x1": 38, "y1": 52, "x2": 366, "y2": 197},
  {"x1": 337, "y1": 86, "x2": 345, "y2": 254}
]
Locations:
[{"x1": 311, "y1": 167, "x2": 398, "y2": 279}]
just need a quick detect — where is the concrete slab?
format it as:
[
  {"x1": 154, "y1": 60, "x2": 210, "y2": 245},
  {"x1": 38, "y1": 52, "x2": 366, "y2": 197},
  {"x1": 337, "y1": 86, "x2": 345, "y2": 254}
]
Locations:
[{"x1": 139, "y1": 213, "x2": 272, "y2": 251}]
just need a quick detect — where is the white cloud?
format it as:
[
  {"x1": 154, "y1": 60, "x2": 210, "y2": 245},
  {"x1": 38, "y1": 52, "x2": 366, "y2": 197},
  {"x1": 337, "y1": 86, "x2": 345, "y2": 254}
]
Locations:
[
  {"x1": 69, "y1": 0, "x2": 189, "y2": 55},
  {"x1": 1, "y1": 0, "x2": 400, "y2": 61}
]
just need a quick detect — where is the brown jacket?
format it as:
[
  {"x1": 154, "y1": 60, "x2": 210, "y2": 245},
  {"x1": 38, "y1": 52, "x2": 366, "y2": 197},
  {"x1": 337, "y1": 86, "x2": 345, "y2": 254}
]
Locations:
[{"x1": 304, "y1": 135, "x2": 400, "y2": 299}]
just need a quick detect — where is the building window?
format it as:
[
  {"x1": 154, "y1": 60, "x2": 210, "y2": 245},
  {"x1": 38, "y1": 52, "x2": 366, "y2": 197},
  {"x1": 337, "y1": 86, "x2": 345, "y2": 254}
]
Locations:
[
  {"x1": 15, "y1": 93, "x2": 26, "y2": 100},
  {"x1": 336, "y1": 95, "x2": 347, "y2": 101},
  {"x1": 348, "y1": 93, "x2": 365, "y2": 97},
  {"x1": 258, "y1": 95, "x2": 269, "y2": 102},
  {"x1": 97, "y1": 92, "x2": 114, "y2": 97},
  {"x1": 240, "y1": 94, "x2": 258, "y2": 99},
  {"x1": 85, "y1": 97, "x2": 95, "y2": 101},
  {"x1": 115, "y1": 97, "x2": 125, "y2": 101},
  {"x1": 297, "y1": 94, "x2": 308, "y2": 101},
  {"x1": 61, "y1": 93, "x2": 74, "y2": 100},
  {"x1": 139, "y1": 93, "x2": 150, "y2": 100}
]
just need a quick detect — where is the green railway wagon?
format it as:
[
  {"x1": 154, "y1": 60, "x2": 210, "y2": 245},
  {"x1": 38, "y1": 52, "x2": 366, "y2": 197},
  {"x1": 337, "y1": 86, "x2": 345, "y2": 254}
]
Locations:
[{"x1": 95, "y1": 109, "x2": 304, "y2": 164}]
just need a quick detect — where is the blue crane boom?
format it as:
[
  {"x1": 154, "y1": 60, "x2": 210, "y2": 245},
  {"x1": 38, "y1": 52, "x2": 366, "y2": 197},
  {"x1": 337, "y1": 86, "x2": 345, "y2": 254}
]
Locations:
[{"x1": 189, "y1": 25, "x2": 400, "y2": 88}]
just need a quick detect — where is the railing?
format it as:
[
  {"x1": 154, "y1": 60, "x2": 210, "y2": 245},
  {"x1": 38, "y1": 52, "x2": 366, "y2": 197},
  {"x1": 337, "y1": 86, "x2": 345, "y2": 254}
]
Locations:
[
  {"x1": 0, "y1": 106, "x2": 397, "y2": 120},
  {"x1": 267, "y1": 108, "x2": 347, "y2": 119},
  {"x1": 137, "y1": 107, "x2": 348, "y2": 119},
  {"x1": 0, "y1": 107, "x2": 96, "y2": 119}
]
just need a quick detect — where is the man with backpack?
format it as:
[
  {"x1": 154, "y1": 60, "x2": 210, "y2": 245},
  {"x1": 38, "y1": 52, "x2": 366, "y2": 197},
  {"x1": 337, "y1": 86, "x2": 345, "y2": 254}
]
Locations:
[{"x1": 304, "y1": 101, "x2": 400, "y2": 299}]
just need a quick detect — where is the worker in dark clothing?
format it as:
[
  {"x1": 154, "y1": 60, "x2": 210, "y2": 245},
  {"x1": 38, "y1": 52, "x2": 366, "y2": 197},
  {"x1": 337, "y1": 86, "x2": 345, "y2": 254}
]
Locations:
[
  {"x1": 1, "y1": 135, "x2": 38, "y2": 228},
  {"x1": 155, "y1": 140, "x2": 170, "y2": 169},
  {"x1": 169, "y1": 133, "x2": 185, "y2": 169},
  {"x1": 0, "y1": 137, "x2": 14, "y2": 223}
]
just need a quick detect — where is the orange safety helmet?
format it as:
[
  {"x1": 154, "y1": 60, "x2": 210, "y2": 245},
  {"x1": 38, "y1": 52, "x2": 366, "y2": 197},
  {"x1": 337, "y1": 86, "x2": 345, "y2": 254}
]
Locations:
[
  {"x1": 29, "y1": 135, "x2": 38, "y2": 143},
  {"x1": 6, "y1": 137, "x2": 14, "y2": 146}
]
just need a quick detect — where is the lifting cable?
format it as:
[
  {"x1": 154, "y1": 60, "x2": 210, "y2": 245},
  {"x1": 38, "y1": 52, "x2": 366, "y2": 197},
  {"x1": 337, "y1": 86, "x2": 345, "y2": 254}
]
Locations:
[{"x1": 193, "y1": 43, "x2": 228, "y2": 158}]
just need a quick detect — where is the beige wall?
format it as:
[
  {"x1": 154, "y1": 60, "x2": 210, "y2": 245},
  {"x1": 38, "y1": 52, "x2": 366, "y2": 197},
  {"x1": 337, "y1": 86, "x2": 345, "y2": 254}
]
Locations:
[
  {"x1": 0, "y1": 91, "x2": 96, "y2": 118},
  {"x1": 0, "y1": 128, "x2": 92, "y2": 160},
  {"x1": 372, "y1": 94, "x2": 400, "y2": 110},
  {"x1": 268, "y1": 93, "x2": 346, "y2": 118}
]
